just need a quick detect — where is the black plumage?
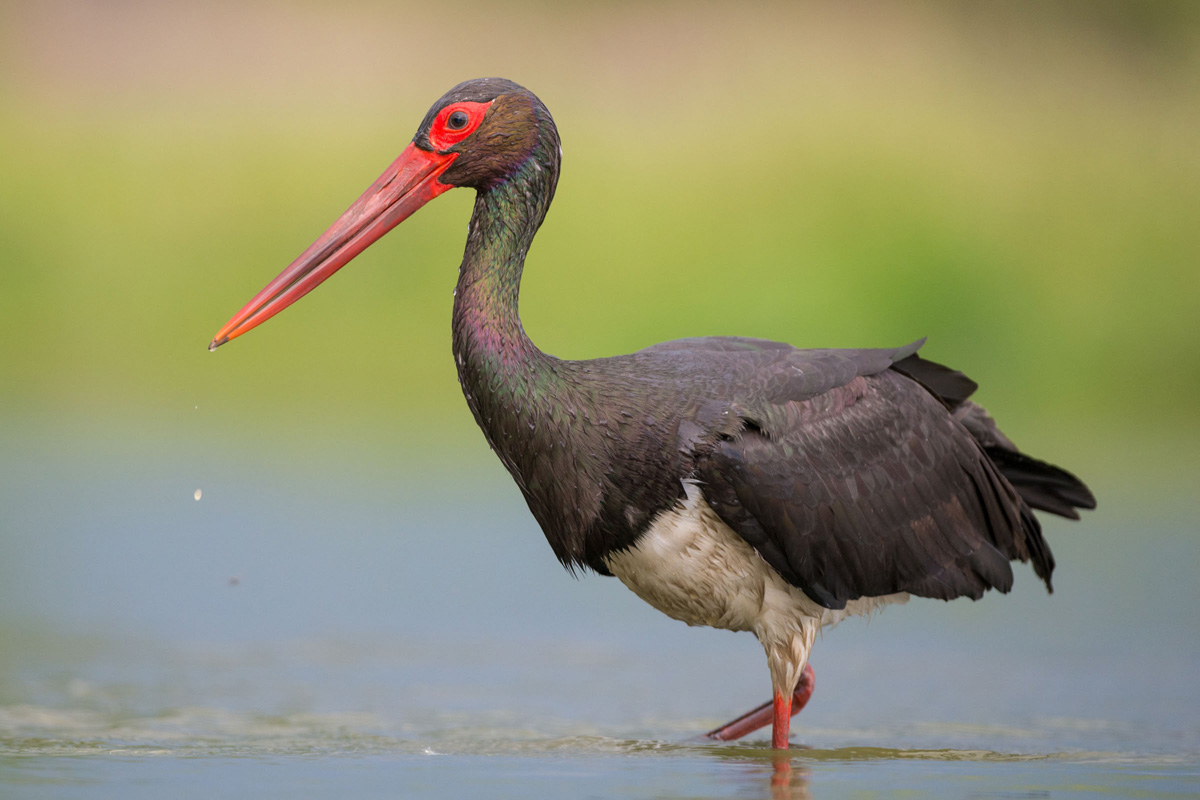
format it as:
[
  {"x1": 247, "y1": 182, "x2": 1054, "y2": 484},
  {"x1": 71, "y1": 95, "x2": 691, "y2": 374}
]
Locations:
[
  {"x1": 210, "y1": 78, "x2": 1097, "y2": 748},
  {"x1": 458, "y1": 331, "x2": 1093, "y2": 611}
]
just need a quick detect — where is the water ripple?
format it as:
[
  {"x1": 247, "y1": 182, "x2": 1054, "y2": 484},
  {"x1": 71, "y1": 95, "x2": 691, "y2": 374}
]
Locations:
[{"x1": 1, "y1": 702, "x2": 1191, "y2": 767}]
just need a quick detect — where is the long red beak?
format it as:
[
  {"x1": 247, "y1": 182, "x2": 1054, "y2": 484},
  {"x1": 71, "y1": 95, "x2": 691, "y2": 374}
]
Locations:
[{"x1": 209, "y1": 143, "x2": 457, "y2": 350}]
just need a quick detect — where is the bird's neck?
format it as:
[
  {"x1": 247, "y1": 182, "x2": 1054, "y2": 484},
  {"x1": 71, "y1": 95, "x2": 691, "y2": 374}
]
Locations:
[
  {"x1": 451, "y1": 164, "x2": 563, "y2": 460},
  {"x1": 448, "y1": 161, "x2": 684, "y2": 573}
]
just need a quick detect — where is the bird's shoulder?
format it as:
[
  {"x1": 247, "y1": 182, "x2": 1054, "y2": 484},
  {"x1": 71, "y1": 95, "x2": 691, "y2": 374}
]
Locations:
[{"x1": 627, "y1": 335, "x2": 926, "y2": 405}]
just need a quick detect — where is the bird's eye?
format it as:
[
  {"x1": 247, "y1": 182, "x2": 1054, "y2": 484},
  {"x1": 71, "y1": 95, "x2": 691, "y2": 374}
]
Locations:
[{"x1": 426, "y1": 100, "x2": 492, "y2": 150}]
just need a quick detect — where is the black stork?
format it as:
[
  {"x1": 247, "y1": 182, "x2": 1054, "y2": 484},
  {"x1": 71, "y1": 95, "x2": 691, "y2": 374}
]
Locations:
[{"x1": 210, "y1": 78, "x2": 1095, "y2": 749}]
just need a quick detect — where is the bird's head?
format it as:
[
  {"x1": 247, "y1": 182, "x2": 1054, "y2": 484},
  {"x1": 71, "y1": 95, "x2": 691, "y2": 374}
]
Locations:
[{"x1": 209, "y1": 78, "x2": 558, "y2": 350}]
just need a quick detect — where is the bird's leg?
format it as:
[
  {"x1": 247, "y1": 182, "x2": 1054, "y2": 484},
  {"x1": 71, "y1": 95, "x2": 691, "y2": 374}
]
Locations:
[
  {"x1": 771, "y1": 689, "x2": 792, "y2": 749},
  {"x1": 702, "y1": 663, "x2": 815, "y2": 743}
]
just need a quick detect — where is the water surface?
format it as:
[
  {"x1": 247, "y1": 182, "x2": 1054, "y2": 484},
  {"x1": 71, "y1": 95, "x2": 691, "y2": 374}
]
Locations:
[{"x1": 1, "y1": 426, "x2": 1197, "y2": 798}]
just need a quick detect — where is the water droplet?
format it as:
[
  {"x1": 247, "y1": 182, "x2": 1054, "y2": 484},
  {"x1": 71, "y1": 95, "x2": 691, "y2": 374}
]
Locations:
[{"x1": 194, "y1": 489, "x2": 202, "y2": 501}]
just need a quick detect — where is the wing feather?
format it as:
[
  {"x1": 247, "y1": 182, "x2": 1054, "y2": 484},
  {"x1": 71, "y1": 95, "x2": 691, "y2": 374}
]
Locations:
[{"x1": 698, "y1": 368, "x2": 1050, "y2": 609}]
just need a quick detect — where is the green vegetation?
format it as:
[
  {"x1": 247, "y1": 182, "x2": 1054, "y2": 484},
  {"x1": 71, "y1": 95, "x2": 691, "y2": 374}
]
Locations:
[{"x1": 0, "y1": 2, "x2": 1196, "y2": 470}]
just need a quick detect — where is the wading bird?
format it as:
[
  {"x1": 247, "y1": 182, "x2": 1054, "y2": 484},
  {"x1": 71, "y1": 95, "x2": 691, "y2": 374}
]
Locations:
[{"x1": 210, "y1": 78, "x2": 1095, "y2": 749}]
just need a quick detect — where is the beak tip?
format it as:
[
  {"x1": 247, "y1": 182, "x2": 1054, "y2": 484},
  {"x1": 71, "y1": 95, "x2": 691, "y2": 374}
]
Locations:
[{"x1": 208, "y1": 336, "x2": 226, "y2": 352}]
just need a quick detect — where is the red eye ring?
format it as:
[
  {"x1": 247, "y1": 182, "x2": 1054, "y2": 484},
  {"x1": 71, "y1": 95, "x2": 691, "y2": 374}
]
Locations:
[{"x1": 428, "y1": 101, "x2": 492, "y2": 151}]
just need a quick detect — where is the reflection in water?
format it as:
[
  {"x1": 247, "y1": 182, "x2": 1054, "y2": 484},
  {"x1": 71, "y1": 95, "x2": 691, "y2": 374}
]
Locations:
[{"x1": 769, "y1": 755, "x2": 812, "y2": 800}]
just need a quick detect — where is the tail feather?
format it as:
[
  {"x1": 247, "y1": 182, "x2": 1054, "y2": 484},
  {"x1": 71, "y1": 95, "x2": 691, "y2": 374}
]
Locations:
[
  {"x1": 893, "y1": 353, "x2": 1097, "y2": 522},
  {"x1": 953, "y1": 401, "x2": 1096, "y2": 521},
  {"x1": 985, "y1": 447, "x2": 1097, "y2": 520}
]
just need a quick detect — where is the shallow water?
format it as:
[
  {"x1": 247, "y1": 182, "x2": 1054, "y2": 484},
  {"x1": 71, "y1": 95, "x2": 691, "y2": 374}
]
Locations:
[{"x1": 1, "y1": 426, "x2": 1198, "y2": 797}]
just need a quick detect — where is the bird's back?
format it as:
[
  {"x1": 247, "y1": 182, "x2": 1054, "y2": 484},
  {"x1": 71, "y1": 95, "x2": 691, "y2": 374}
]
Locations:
[{"x1": 520, "y1": 337, "x2": 1094, "y2": 612}]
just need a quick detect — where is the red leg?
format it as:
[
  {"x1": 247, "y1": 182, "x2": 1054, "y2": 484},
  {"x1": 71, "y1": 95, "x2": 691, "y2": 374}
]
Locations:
[
  {"x1": 771, "y1": 690, "x2": 792, "y2": 749},
  {"x1": 702, "y1": 662, "x2": 815, "y2": 743}
]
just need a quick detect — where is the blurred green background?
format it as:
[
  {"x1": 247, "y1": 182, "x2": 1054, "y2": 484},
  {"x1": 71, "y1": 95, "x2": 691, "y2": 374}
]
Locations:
[
  {"x1": 1, "y1": 0, "x2": 1197, "y2": 474},
  {"x1": 1, "y1": 3, "x2": 1200, "y2": 791}
]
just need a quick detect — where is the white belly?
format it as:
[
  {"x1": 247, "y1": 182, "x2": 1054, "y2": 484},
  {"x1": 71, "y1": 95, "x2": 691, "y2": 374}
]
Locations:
[{"x1": 603, "y1": 482, "x2": 907, "y2": 659}]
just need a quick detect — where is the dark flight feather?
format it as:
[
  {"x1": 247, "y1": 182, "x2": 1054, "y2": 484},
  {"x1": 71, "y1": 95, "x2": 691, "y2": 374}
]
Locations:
[
  {"x1": 688, "y1": 344, "x2": 1086, "y2": 610},
  {"x1": 894, "y1": 354, "x2": 1095, "y2": 520}
]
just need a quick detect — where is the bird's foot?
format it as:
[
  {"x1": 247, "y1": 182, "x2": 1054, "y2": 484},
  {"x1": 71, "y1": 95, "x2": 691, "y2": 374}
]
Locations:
[{"x1": 700, "y1": 662, "x2": 815, "y2": 744}]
